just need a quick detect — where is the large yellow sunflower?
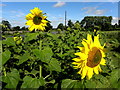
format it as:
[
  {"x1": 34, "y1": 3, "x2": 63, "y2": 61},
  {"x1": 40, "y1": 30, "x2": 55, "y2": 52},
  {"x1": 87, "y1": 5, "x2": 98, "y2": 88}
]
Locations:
[
  {"x1": 25, "y1": 7, "x2": 48, "y2": 31},
  {"x1": 72, "y1": 34, "x2": 106, "y2": 80}
]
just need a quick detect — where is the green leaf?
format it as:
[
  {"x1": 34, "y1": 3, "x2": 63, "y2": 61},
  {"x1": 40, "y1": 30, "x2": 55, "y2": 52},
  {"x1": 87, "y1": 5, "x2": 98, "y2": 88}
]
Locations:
[
  {"x1": 2, "y1": 37, "x2": 16, "y2": 46},
  {"x1": 21, "y1": 76, "x2": 45, "y2": 88},
  {"x1": 46, "y1": 79, "x2": 55, "y2": 84},
  {"x1": 30, "y1": 70, "x2": 39, "y2": 75},
  {"x1": 94, "y1": 74, "x2": 110, "y2": 88},
  {"x1": 99, "y1": 76, "x2": 110, "y2": 88},
  {"x1": 2, "y1": 50, "x2": 11, "y2": 65},
  {"x1": 61, "y1": 79, "x2": 83, "y2": 88},
  {"x1": 33, "y1": 47, "x2": 53, "y2": 63},
  {"x1": 85, "y1": 79, "x2": 96, "y2": 88},
  {"x1": 109, "y1": 69, "x2": 120, "y2": 88},
  {"x1": 48, "y1": 58, "x2": 61, "y2": 72},
  {"x1": 54, "y1": 83, "x2": 58, "y2": 88},
  {"x1": 109, "y1": 55, "x2": 119, "y2": 69},
  {"x1": 24, "y1": 33, "x2": 39, "y2": 42},
  {"x1": 18, "y1": 51, "x2": 30, "y2": 65},
  {"x1": 2, "y1": 69, "x2": 20, "y2": 88},
  {"x1": 47, "y1": 33, "x2": 58, "y2": 40}
]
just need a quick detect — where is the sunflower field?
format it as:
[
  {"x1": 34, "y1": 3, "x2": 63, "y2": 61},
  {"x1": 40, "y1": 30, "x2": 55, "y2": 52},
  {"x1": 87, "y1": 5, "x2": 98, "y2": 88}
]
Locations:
[{"x1": 1, "y1": 7, "x2": 120, "y2": 89}]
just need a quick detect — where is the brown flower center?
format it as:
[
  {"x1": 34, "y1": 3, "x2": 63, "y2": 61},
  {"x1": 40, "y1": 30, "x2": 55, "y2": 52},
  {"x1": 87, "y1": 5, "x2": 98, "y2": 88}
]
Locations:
[
  {"x1": 33, "y1": 16, "x2": 42, "y2": 25},
  {"x1": 87, "y1": 47, "x2": 102, "y2": 68}
]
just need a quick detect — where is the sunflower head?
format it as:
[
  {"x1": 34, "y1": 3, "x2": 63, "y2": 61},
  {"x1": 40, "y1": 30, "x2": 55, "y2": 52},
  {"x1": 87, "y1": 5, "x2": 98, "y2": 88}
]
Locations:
[
  {"x1": 13, "y1": 36, "x2": 22, "y2": 44},
  {"x1": 25, "y1": 7, "x2": 48, "y2": 31},
  {"x1": 72, "y1": 34, "x2": 106, "y2": 80}
]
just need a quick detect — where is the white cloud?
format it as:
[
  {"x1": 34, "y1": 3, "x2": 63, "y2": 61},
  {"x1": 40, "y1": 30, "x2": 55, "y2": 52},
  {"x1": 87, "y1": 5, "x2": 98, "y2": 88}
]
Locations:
[
  {"x1": 51, "y1": 18, "x2": 65, "y2": 28},
  {"x1": 10, "y1": 11, "x2": 25, "y2": 18},
  {"x1": 81, "y1": 6, "x2": 106, "y2": 15},
  {"x1": 112, "y1": 17, "x2": 119, "y2": 25},
  {"x1": 1, "y1": 10, "x2": 26, "y2": 27},
  {"x1": 53, "y1": 2, "x2": 66, "y2": 7},
  {"x1": 10, "y1": 20, "x2": 26, "y2": 27},
  {"x1": 0, "y1": 4, "x2": 6, "y2": 6},
  {"x1": 94, "y1": 10, "x2": 106, "y2": 15},
  {"x1": 47, "y1": 13, "x2": 65, "y2": 28}
]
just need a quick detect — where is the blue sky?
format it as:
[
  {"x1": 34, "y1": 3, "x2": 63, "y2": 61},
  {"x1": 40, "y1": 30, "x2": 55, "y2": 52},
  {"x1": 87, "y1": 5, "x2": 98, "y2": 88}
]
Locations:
[{"x1": 1, "y1": 2, "x2": 119, "y2": 28}]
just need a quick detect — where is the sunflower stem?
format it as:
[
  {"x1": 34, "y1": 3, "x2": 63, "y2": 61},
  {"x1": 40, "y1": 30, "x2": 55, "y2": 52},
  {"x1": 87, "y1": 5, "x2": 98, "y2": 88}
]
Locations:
[
  {"x1": 39, "y1": 65, "x2": 42, "y2": 78},
  {"x1": 3, "y1": 67, "x2": 6, "y2": 76},
  {"x1": 39, "y1": 40, "x2": 42, "y2": 50},
  {"x1": 39, "y1": 32, "x2": 42, "y2": 78}
]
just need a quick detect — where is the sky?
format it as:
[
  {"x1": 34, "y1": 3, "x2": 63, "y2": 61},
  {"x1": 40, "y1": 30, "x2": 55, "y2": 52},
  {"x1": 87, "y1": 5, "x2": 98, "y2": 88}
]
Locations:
[{"x1": 0, "y1": 2, "x2": 119, "y2": 28}]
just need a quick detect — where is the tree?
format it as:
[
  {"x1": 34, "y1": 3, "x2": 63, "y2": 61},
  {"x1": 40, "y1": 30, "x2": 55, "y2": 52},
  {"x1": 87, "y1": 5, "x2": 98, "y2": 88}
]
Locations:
[
  {"x1": 80, "y1": 16, "x2": 113, "y2": 31},
  {"x1": 1, "y1": 20, "x2": 11, "y2": 31},
  {"x1": 67, "y1": 20, "x2": 74, "y2": 28},
  {"x1": 73, "y1": 21, "x2": 81, "y2": 30},
  {"x1": 57, "y1": 23, "x2": 65, "y2": 30},
  {"x1": 45, "y1": 22, "x2": 53, "y2": 32},
  {"x1": 119, "y1": 20, "x2": 120, "y2": 27},
  {"x1": 12, "y1": 26, "x2": 20, "y2": 31},
  {"x1": 21, "y1": 26, "x2": 26, "y2": 30}
]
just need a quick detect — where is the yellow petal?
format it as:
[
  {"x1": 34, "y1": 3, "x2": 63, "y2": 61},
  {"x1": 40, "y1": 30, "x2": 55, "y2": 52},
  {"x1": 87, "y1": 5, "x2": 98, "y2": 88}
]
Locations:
[
  {"x1": 74, "y1": 52, "x2": 87, "y2": 60},
  {"x1": 82, "y1": 41, "x2": 89, "y2": 54},
  {"x1": 38, "y1": 25, "x2": 44, "y2": 31},
  {"x1": 100, "y1": 49, "x2": 106, "y2": 57},
  {"x1": 42, "y1": 20, "x2": 48, "y2": 23},
  {"x1": 41, "y1": 15, "x2": 47, "y2": 20},
  {"x1": 87, "y1": 34, "x2": 93, "y2": 44},
  {"x1": 77, "y1": 46, "x2": 85, "y2": 53},
  {"x1": 98, "y1": 65, "x2": 102, "y2": 72},
  {"x1": 78, "y1": 68, "x2": 82, "y2": 74},
  {"x1": 72, "y1": 62, "x2": 78, "y2": 65},
  {"x1": 94, "y1": 35, "x2": 102, "y2": 48},
  {"x1": 26, "y1": 13, "x2": 34, "y2": 20},
  {"x1": 26, "y1": 20, "x2": 33, "y2": 26},
  {"x1": 100, "y1": 58, "x2": 106, "y2": 65},
  {"x1": 28, "y1": 25, "x2": 35, "y2": 31},
  {"x1": 72, "y1": 58, "x2": 82, "y2": 62},
  {"x1": 13, "y1": 37, "x2": 17, "y2": 41},
  {"x1": 93, "y1": 66, "x2": 99, "y2": 74},
  {"x1": 87, "y1": 67, "x2": 93, "y2": 80},
  {"x1": 30, "y1": 7, "x2": 42, "y2": 15},
  {"x1": 73, "y1": 66, "x2": 78, "y2": 69},
  {"x1": 81, "y1": 66, "x2": 88, "y2": 79}
]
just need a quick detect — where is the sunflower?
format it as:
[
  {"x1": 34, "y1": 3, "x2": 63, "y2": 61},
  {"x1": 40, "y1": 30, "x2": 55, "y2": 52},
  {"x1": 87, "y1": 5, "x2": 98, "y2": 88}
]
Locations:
[
  {"x1": 13, "y1": 36, "x2": 22, "y2": 44},
  {"x1": 72, "y1": 34, "x2": 106, "y2": 80},
  {"x1": 25, "y1": 7, "x2": 48, "y2": 31}
]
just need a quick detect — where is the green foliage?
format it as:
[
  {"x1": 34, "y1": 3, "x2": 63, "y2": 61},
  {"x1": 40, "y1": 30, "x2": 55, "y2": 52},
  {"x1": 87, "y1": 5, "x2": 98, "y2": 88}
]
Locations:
[
  {"x1": 33, "y1": 47, "x2": 53, "y2": 63},
  {"x1": 48, "y1": 58, "x2": 61, "y2": 72},
  {"x1": 2, "y1": 69, "x2": 20, "y2": 88},
  {"x1": 2, "y1": 37, "x2": 16, "y2": 46},
  {"x1": 61, "y1": 79, "x2": 83, "y2": 88},
  {"x1": 2, "y1": 29, "x2": 120, "y2": 89},
  {"x1": 18, "y1": 51, "x2": 30, "y2": 65},
  {"x1": 80, "y1": 16, "x2": 113, "y2": 31},
  {"x1": 24, "y1": 33, "x2": 39, "y2": 42},
  {"x1": 1, "y1": 20, "x2": 11, "y2": 31},
  {"x1": 21, "y1": 76, "x2": 45, "y2": 88},
  {"x1": 57, "y1": 23, "x2": 65, "y2": 30},
  {"x1": 2, "y1": 50, "x2": 11, "y2": 65},
  {"x1": 109, "y1": 69, "x2": 120, "y2": 88}
]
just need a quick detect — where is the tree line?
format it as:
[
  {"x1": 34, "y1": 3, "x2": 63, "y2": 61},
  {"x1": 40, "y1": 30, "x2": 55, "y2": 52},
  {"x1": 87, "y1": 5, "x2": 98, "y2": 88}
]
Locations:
[{"x1": 1, "y1": 16, "x2": 120, "y2": 32}]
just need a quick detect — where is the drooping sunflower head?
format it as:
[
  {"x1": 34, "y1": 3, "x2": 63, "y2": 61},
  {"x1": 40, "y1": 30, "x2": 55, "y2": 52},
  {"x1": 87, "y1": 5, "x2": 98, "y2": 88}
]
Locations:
[
  {"x1": 13, "y1": 36, "x2": 22, "y2": 44},
  {"x1": 72, "y1": 34, "x2": 106, "y2": 80},
  {"x1": 25, "y1": 7, "x2": 48, "y2": 31}
]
